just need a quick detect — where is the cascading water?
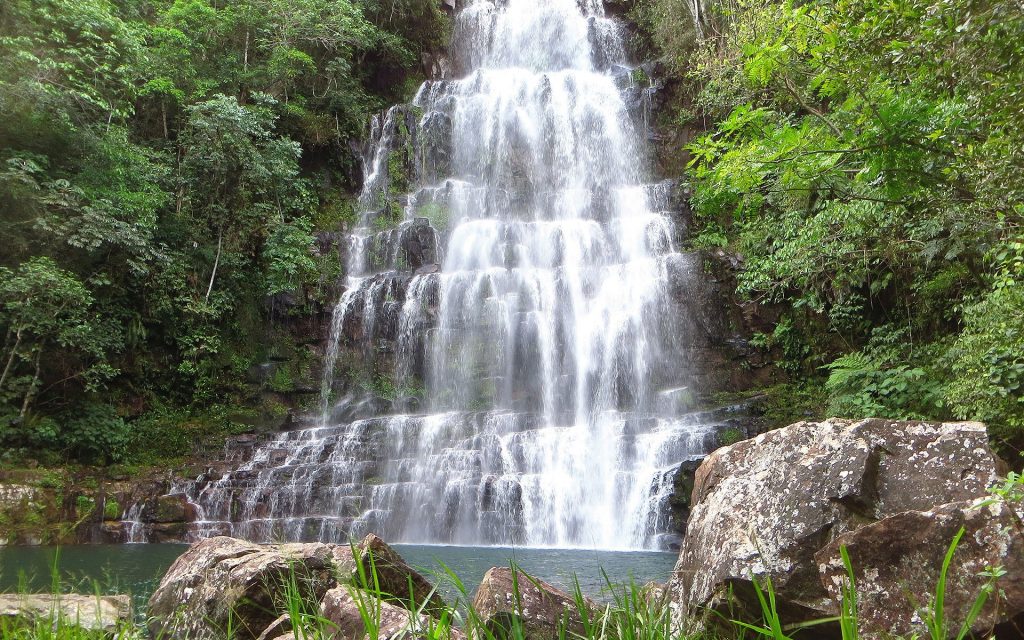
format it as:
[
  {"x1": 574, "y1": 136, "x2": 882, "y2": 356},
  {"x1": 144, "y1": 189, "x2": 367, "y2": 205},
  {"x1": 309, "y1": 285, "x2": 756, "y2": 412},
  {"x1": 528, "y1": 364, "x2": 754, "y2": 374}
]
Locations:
[{"x1": 182, "y1": 0, "x2": 737, "y2": 550}]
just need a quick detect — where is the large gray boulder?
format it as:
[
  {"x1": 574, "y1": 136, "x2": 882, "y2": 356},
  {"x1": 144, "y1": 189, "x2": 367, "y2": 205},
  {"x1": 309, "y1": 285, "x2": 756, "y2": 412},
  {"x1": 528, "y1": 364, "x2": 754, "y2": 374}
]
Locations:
[
  {"x1": 0, "y1": 594, "x2": 131, "y2": 633},
  {"x1": 670, "y1": 418, "x2": 1003, "y2": 627},
  {"x1": 148, "y1": 537, "x2": 340, "y2": 640},
  {"x1": 816, "y1": 496, "x2": 1024, "y2": 638},
  {"x1": 472, "y1": 567, "x2": 596, "y2": 640},
  {"x1": 148, "y1": 535, "x2": 444, "y2": 640}
]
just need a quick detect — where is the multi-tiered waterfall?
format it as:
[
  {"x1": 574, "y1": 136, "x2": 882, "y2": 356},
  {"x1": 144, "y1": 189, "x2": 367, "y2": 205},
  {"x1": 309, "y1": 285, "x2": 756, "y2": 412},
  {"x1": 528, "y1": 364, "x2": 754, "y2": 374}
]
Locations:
[{"x1": 181, "y1": 0, "x2": 736, "y2": 550}]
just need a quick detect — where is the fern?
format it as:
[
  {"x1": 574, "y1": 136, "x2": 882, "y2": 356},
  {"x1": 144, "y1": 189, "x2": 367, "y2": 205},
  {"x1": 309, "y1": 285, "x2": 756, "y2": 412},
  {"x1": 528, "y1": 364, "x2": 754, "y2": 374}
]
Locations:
[{"x1": 824, "y1": 353, "x2": 875, "y2": 391}]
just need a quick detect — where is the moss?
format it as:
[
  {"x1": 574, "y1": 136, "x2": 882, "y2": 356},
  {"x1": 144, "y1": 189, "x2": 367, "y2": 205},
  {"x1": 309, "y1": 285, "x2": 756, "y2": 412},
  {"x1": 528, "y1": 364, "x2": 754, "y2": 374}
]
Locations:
[
  {"x1": 419, "y1": 201, "x2": 449, "y2": 232},
  {"x1": 22, "y1": 503, "x2": 45, "y2": 528},
  {"x1": 268, "y1": 366, "x2": 295, "y2": 393},
  {"x1": 313, "y1": 187, "x2": 359, "y2": 230},
  {"x1": 631, "y1": 66, "x2": 650, "y2": 86},
  {"x1": 35, "y1": 471, "x2": 65, "y2": 491},
  {"x1": 387, "y1": 149, "x2": 410, "y2": 195},
  {"x1": 718, "y1": 426, "x2": 745, "y2": 446},
  {"x1": 373, "y1": 199, "x2": 405, "y2": 231}
]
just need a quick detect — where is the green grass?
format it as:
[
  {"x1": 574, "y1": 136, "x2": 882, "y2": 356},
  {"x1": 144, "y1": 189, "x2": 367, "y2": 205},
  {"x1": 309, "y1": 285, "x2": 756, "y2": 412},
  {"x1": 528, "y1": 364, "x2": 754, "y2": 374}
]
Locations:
[{"x1": 0, "y1": 528, "x2": 1009, "y2": 640}]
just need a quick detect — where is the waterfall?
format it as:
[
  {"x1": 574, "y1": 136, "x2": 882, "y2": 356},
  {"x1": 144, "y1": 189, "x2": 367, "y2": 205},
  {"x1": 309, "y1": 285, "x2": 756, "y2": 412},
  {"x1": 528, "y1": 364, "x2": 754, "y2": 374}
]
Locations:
[
  {"x1": 181, "y1": 0, "x2": 730, "y2": 550},
  {"x1": 121, "y1": 501, "x2": 147, "y2": 544}
]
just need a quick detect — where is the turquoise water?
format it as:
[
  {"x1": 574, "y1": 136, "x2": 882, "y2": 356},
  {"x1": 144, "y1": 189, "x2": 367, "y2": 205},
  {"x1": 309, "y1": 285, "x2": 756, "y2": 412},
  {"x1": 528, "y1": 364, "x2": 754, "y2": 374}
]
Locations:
[
  {"x1": 393, "y1": 545, "x2": 676, "y2": 601},
  {"x1": 0, "y1": 544, "x2": 188, "y2": 616},
  {"x1": 0, "y1": 543, "x2": 676, "y2": 617}
]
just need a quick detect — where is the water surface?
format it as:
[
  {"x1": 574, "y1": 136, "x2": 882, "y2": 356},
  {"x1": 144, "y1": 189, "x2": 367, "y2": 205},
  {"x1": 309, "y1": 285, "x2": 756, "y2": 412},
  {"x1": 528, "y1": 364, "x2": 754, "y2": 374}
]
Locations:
[{"x1": 0, "y1": 543, "x2": 676, "y2": 616}]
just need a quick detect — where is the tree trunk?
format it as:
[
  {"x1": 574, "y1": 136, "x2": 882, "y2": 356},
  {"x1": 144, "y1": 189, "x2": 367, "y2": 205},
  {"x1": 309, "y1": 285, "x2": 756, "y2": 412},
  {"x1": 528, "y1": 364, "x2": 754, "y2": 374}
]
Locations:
[
  {"x1": 205, "y1": 229, "x2": 224, "y2": 303},
  {"x1": 19, "y1": 346, "x2": 42, "y2": 418},
  {"x1": 0, "y1": 329, "x2": 23, "y2": 391}
]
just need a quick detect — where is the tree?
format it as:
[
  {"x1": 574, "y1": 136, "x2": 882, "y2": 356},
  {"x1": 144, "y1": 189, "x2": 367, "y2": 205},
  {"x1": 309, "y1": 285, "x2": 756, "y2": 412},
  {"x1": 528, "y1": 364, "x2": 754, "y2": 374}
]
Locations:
[{"x1": 0, "y1": 258, "x2": 118, "y2": 422}]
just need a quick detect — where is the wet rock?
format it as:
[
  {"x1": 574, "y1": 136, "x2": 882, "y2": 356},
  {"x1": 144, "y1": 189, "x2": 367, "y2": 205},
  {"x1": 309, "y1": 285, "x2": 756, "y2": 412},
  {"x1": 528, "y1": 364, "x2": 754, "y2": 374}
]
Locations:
[
  {"x1": 401, "y1": 219, "x2": 440, "y2": 270},
  {"x1": 152, "y1": 494, "x2": 192, "y2": 523},
  {"x1": 0, "y1": 593, "x2": 131, "y2": 633},
  {"x1": 320, "y1": 587, "x2": 435, "y2": 640},
  {"x1": 816, "y1": 496, "x2": 1024, "y2": 639},
  {"x1": 419, "y1": 111, "x2": 453, "y2": 176},
  {"x1": 670, "y1": 419, "x2": 1003, "y2": 628},
  {"x1": 149, "y1": 521, "x2": 190, "y2": 543},
  {"x1": 472, "y1": 567, "x2": 595, "y2": 640},
  {"x1": 148, "y1": 537, "x2": 339, "y2": 640},
  {"x1": 667, "y1": 458, "x2": 701, "y2": 537}
]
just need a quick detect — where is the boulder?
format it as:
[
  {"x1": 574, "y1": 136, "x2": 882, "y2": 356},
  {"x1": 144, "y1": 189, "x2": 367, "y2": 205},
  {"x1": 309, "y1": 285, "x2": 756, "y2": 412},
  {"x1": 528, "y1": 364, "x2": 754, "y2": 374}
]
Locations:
[
  {"x1": 148, "y1": 537, "x2": 339, "y2": 640},
  {"x1": 148, "y1": 535, "x2": 446, "y2": 639},
  {"x1": 320, "y1": 586, "x2": 436, "y2": 640},
  {"x1": 0, "y1": 593, "x2": 131, "y2": 633},
  {"x1": 816, "y1": 496, "x2": 1024, "y2": 639},
  {"x1": 338, "y1": 534, "x2": 447, "y2": 615},
  {"x1": 670, "y1": 419, "x2": 1003, "y2": 627},
  {"x1": 472, "y1": 567, "x2": 595, "y2": 640}
]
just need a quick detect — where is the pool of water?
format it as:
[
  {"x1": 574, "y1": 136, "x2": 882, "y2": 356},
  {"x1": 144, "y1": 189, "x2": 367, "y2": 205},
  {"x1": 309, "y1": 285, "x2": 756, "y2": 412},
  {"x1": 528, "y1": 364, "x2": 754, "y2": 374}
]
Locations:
[
  {"x1": 0, "y1": 543, "x2": 676, "y2": 618},
  {"x1": 393, "y1": 545, "x2": 676, "y2": 601},
  {"x1": 0, "y1": 544, "x2": 188, "y2": 617}
]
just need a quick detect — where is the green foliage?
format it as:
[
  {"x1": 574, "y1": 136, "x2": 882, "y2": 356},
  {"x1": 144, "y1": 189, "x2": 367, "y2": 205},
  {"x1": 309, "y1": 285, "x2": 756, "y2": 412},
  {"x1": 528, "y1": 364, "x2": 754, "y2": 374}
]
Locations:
[
  {"x1": 646, "y1": 0, "x2": 1024, "y2": 440},
  {"x1": 60, "y1": 403, "x2": 132, "y2": 465},
  {"x1": 947, "y1": 254, "x2": 1024, "y2": 441},
  {"x1": 688, "y1": 222, "x2": 728, "y2": 249},
  {"x1": 920, "y1": 527, "x2": 1002, "y2": 640},
  {"x1": 0, "y1": 258, "x2": 119, "y2": 441},
  {"x1": 824, "y1": 326, "x2": 946, "y2": 420},
  {"x1": 838, "y1": 546, "x2": 859, "y2": 640},
  {"x1": 74, "y1": 495, "x2": 95, "y2": 518},
  {"x1": 103, "y1": 497, "x2": 121, "y2": 520},
  {"x1": 264, "y1": 217, "x2": 318, "y2": 296},
  {"x1": 268, "y1": 367, "x2": 296, "y2": 394},
  {"x1": 718, "y1": 427, "x2": 744, "y2": 447},
  {"x1": 0, "y1": 0, "x2": 441, "y2": 464},
  {"x1": 757, "y1": 383, "x2": 826, "y2": 428}
]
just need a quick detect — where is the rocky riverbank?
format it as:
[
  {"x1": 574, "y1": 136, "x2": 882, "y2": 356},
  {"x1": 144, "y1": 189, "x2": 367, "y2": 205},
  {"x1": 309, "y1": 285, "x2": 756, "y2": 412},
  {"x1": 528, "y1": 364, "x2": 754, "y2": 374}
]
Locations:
[{"x1": 5, "y1": 418, "x2": 1020, "y2": 639}]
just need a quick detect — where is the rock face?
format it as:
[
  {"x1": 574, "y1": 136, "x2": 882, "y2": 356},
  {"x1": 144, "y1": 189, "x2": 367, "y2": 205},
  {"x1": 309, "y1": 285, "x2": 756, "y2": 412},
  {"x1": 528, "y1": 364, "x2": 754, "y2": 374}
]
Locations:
[
  {"x1": 472, "y1": 567, "x2": 594, "y2": 640},
  {"x1": 817, "y1": 497, "x2": 1024, "y2": 638},
  {"x1": 671, "y1": 419, "x2": 1004, "y2": 626},
  {"x1": 0, "y1": 594, "x2": 131, "y2": 632},
  {"x1": 400, "y1": 218, "x2": 440, "y2": 270}
]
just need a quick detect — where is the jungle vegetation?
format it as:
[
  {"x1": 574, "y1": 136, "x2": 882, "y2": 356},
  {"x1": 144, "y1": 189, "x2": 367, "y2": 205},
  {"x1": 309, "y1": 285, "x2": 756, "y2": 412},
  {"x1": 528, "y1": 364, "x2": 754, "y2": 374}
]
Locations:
[
  {"x1": 632, "y1": 0, "x2": 1024, "y2": 459},
  {"x1": 0, "y1": 0, "x2": 449, "y2": 464}
]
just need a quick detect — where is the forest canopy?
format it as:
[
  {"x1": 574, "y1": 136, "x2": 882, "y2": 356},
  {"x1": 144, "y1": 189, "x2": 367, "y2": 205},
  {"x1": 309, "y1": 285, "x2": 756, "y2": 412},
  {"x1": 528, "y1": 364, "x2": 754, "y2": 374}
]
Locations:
[
  {"x1": 3, "y1": 0, "x2": 1023, "y2": 466},
  {"x1": 632, "y1": 0, "x2": 1024, "y2": 455},
  {"x1": 0, "y1": 0, "x2": 449, "y2": 464}
]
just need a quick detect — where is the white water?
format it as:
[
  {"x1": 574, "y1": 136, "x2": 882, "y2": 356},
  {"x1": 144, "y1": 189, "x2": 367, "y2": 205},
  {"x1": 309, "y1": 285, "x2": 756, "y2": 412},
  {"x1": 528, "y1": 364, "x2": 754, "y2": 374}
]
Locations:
[
  {"x1": 121, "y1": 501, "x2": 148, "y2": 544},
  {"x1": 182, "y1": 0, "x2": 722, "y2": 550}
]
